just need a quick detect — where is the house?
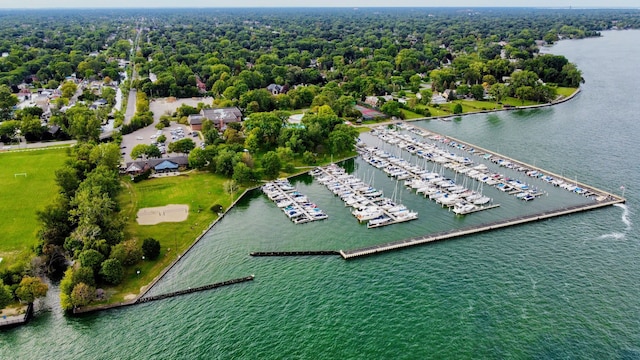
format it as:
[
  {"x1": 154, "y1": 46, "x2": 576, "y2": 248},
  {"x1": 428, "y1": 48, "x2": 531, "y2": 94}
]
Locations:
[
  {"x1": 123, "y1": 156, "x2": 189, "y2": 175},
  {"x1": 364, "y1": 96, "x2": 380, "y2": 107},
  {"x1": 267, "y1": 84, "x2": 284, "y2": 95},
  {"x1": 200, "y1": 107, "x2": 243, "y2": 131},
  {"x1": 431, "y1": 94, "x2": 447, "y2": 105}
]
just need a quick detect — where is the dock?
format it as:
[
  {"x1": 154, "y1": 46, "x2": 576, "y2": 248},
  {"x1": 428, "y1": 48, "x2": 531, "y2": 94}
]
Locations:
[
  {"x1": 262, "y1": 179, "x2": 328, "y2": 224},
  {"x1": 250, "y1": 251, "x2": 339, "y2": 256},
  {"x1": 311, "y1": 164, "x2": 418, "y2": 228},
  {"x1": 340, "y1": 197, "x2": 624, "y2": 259},
  {"x1": 135, "y1": 275, "x2": 255, "y2": 304}
]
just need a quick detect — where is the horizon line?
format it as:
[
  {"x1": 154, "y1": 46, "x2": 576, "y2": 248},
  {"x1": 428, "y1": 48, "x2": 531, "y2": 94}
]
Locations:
[{"x1": 0, "y1": 6, "x2": 639, "y2": 10}]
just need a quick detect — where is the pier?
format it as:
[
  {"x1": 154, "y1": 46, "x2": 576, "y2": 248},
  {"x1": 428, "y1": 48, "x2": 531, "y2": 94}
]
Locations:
[
  {"x1": 340, "y1": 197, "x2": 624, "y2": 259},
  {"x1": 250, "y1": 251, "x2": 339, "y2": 256}
]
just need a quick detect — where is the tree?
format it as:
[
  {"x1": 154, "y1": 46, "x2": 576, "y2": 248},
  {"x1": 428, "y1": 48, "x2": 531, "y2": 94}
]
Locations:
[
  {"x1": 142, "y1": 238, "x2": 161, "y2": 260},
  {"x1": 328, "y1": 124, "x2": 359, "y2": 154},
  {"x1": 15, "y1": 276, "x2": 48, "y2": 304},
  {"x1": 60, "y1": 80, "x2": 78, "y2": 99},
  {"x1": 99, "y1": 259, "x2": 124, "y2": 285},
  {"x1": 78, "y1": 249, "x2": 105, "y2": 273},
  {"x1": 0, "y1": 280, "x2": 13, "y2": 309},
  {"x1": 470, "y1": 84, "x2": 485, "y2": 100},
  {"x1": 232, "y1": 162, "x2": 256, "y2": 183},
  {"x1": 261, "y1": 151, "x2": 281, "y2": 178},
  {"x1": 381, "y1": 101, "x2": 402, "y2": 118},
  {"x1": 489, "y1": 83, "x2": 508, "y2": 103},
  {"x1": 223, "y1": 179, "x2": 238, "y2": 195},
  {"x1": 188, "y1": 147, "x2": 208, "y2": 169},
  {"x1": 131, "y1": 144, "x2": 149, "y2": 159},
  {"x1": 110, "y1": 240, "x2": 143, "y2": 266},
  {"x1": 157, "y1": 134, "x2": 167, "y2": 143},
  {"x1": 0, "y1": 84, "x2": 18, "y2": 121},
  {"x1": 70, "y1": 282, "x2": 95, "y2": 308},
  {"x1": 452, "y1": 103, "x2": 463, "y2": 114},
  {"x1": 169, "y1": 138, "x2": 195, "y2": 154}
]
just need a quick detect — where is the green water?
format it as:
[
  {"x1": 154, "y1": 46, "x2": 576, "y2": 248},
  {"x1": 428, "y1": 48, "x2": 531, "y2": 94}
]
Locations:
[{"x1": 2, "y1": 31, "x2": 639, "y2": 359}]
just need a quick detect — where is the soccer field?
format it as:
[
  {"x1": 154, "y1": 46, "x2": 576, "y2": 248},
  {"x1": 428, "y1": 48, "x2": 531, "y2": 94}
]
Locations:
[{"x1": 0, "y1": 147, "x2": 69, "y2": 267}]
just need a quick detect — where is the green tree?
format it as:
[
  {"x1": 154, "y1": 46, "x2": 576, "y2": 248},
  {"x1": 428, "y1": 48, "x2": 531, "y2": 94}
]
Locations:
[
  {"x1": 0, "y1": 280, "x2": 14, "y2": 309},
  {"x1": 142, "y1": 238, "x2": 161, "y2": 260},
  {"x1": 70, "y1": 282, "x2": 95, "y2": 308},
  {"x1": 188, "y1": 147, "x2": 208, "y2": 169},
  {"x1": 15, "y1": 276, "x2": 48, "y2": 304},
  {"x1": 110, "y1": 240, "x2": 142, "y2": 266},
  {"x1": 78, "y1": 249, "x2": 104, "y2": 273},
  {"x1": 232, "y1": 162, "x2": 256, "y2": 184},
  {"x1": 169, "y1": 138, "x2": 196, "y2": 154},
  {"x1": 381, "y1": 101, "x2": 402, "y2": 118},
  {"x1": 60, "y1": 80, "x2": 78, "y2": 99},
  {"x1": 328, "y1": 124, "x2": 359, "y2": 154},
  {"x1": 0, "y1": 84, "x2": 19, "y2": 120},
  {"x1": 452, "y1": 103, "x2": 463, "y2": 114},
  {"x1": 470, "y1": 84, "x2": 485, "y2": 100},
  {"x1": 99, "y1": 259, "x2": 124, "y2": 285},
  {"x1": 261, "y1": 151, "x2": 281, "y2": 179},
  {"x1": 489, "y1": 83, "x2": 508, "y2": 103}
]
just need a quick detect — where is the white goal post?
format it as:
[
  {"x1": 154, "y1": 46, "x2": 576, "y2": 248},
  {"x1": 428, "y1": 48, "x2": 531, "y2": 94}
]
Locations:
[{"x1": 14, "y1": 173, "x2": 27, "y2": 178}]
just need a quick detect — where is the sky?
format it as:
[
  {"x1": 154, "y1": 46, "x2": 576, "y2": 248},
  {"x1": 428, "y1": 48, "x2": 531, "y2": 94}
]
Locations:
[{"x1": 0, "y1": 1, "x2": 636, "y2": 9}]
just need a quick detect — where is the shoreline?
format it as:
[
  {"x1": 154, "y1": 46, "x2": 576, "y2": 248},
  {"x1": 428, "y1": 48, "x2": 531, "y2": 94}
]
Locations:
[
  {"x1": 402, "y1": 87, "x2": 581, "y2": 123},
  {"x1": 72, "y1": 88, "x2": 582, "y2": 315}
]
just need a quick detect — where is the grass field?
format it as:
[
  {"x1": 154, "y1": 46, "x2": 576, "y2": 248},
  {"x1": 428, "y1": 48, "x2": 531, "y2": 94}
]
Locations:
[
  {"x1": 0, "y1": 147, "x2": 70, "y2": 269},
  {"x1": 555, "y1": 87, "x2": 578, "y2": 98},
  {"x1": 109, "y1": 171, "x2": 246, "y2": 302}
]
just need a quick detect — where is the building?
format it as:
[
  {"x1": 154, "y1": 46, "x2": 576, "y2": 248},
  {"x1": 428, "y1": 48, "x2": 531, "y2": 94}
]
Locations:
[
  {"x1": 123, "y1": 156, "x2": 189, "y2": 175},
  {"x1": 199, "y1": 107, "x2": 243, "y2": 131}
]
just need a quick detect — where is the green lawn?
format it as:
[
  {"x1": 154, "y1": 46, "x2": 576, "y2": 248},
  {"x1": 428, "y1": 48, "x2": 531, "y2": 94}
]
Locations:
[
  {"x1": 109, "y1": 172, "x2": 245, "y2": 302},
  {"x1": 555, "y1": 87, "x2": 578, "y2": 97},
  {"x1": 0, "y1": 147, "x2": 70, "y2": 269},
  {"x1": 401, "y1": 109, "x2": 425, "y2": 119}
]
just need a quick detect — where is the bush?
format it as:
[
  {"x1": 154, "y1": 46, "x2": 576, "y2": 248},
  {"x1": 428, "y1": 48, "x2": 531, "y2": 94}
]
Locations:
[
  {"x1": 100, "y1": 259, "x2": 124, "y2": 285},
  {"x1": 132, "y1": 169, "x2": 152, "y2": 183},
  {"x1": 141, "y1": 238, "x2": 161, "y2": 260},
  {"x1": 210, "y1": 204, "x2": 223, "y2": 213}
]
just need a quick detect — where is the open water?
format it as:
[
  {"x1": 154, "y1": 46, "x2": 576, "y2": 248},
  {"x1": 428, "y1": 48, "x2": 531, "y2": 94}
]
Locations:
[{"x1": 2, "y1": 31, "x2": 639, "y2": 359}]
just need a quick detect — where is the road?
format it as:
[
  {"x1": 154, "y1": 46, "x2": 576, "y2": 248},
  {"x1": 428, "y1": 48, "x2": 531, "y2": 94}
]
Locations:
[{"x1": 124, "y1": 88, "x2": 137, "y2": 125}]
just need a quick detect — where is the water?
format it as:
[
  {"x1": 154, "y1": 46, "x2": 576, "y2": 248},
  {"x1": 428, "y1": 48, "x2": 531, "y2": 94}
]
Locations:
[{"x1": 2, "y1": 31, "x2": 639, "y2": 359}]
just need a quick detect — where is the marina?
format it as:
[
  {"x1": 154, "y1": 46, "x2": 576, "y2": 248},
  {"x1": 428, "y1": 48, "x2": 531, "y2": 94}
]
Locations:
[
  {"x1": 340, "y1": 196, "x2": 625, "y2": 259},
  {"x1": 310, "y1": 163, "x2": 418, "y2": 228},
  {"x1": 261, "y1": 179, "x2": 328, "y2": 224}
]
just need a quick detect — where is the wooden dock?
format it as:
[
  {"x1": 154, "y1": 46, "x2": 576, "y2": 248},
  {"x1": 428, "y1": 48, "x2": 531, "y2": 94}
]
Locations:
[{"x1": 340, "y1": 197, "x2": 625, "y2": 259}]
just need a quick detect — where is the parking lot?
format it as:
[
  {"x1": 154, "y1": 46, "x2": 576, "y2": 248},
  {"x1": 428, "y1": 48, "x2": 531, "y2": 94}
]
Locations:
[{"x1": 121, "y1": 97, "x2": 210, "y2": 163}]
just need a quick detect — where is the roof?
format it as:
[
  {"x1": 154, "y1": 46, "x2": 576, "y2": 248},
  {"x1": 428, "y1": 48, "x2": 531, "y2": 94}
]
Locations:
[
  {"x1": 124, "y1": 156, "x2": 189, "y2": 171},
  {"x1": 188, "y1": 114, "x2": 204, "y2": 125},
  {"x1": 154, "y1": 160, "x2": 180, "y2": 171},
  {"x1": 201, "y1": 107, "x2": 243, "y2": 123}
]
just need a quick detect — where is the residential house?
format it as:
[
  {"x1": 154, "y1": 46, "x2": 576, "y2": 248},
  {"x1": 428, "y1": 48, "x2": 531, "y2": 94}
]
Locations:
[{"x1": 267, "y1": 84, "x2": 284, "y2": 95}]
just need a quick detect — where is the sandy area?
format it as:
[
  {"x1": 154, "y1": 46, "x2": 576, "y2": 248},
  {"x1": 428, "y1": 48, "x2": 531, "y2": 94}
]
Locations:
[
  {"x1": 123, "y1": 294, "x2": 137, "y2": 301},
  {"x1": 136, "y1": 204, "x2": 189, "y2": 225}
]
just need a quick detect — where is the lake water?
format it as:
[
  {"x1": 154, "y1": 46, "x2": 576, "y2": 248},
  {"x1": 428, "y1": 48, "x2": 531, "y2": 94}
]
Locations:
[{"x1": 2, "y1": 31, "x2": 639, "y2": 359}]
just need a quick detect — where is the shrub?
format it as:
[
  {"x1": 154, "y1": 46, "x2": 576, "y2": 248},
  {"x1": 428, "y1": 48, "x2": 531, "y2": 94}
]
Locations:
[
  {"x1": 210, "y1": 204, "x2": 224, "y2": 213},
  {"x1": 142, "y1": 238, "x2": 161, "y2": 260}
]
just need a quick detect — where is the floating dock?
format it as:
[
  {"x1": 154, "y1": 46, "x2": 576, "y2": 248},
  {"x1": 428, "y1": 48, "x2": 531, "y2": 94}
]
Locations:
[{"x1": 340, "y1": 197, "x2": 624, "y2": 259}]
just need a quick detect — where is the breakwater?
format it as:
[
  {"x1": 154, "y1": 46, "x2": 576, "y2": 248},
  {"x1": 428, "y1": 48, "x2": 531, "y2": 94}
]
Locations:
[
  {"x1": 136, "y1": 275, "x2": 255, "y2": 304},
  {"x1": 340, "y1": 196, "x2": 624, "y2": 259},
  {"x1": 250, "y1": 251, "x2": 339, "y2": 256}
]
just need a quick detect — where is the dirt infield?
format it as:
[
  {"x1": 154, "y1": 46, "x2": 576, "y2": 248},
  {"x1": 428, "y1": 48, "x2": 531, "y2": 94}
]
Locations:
[{"x1": 136, "y1": 204, "x2": 189, "y2": 225}]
